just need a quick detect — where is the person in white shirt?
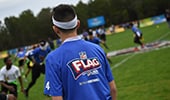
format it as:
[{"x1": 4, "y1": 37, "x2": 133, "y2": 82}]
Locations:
[{"x1": 0, "y1": 56, "x2": 24, "y2": 99}]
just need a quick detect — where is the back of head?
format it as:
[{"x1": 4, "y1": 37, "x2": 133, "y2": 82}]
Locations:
[
  {"x1": 52, "y1": 4, "x2": 77, "y2": 32},
  {"x1": 4, "y1": 56, "x2": 10, "y2": 63},
  {"x1": 88, "y1": 31, "x2": 93, "y2": 36},
  {"x1": 129, "y1": 23, "x2": 133, "y2": 27},
  {"x1": 39, "y1": 40, "x2": 48, "y2": 50}
]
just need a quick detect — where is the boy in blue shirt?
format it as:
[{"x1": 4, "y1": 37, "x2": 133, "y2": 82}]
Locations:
[{"x1": 44, "y1": 4, "x2": 117, "y2": 100}]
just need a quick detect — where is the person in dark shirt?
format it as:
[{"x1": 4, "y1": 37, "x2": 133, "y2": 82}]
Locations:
[{"x1": 165, "y1": 9, "x2": 170, "y2": 28}]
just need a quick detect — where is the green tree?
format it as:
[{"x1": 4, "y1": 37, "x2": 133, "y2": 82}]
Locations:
[
  {"x1": 18, "y1": 10, "x2": 37, "y2": 45},
  {"x1": 1, "y1": 0, "x2": 170, "y2": 51},
  {"x1": 75, "y1": 1, "x2": 89, "y2": 31},
  {"x1": 36, "y1": 8, "x2": 55, "y2": 41}
]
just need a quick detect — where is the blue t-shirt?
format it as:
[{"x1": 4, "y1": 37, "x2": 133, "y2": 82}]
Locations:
[
  {"x1": 44, "y1": 36, "x2": 114, "y2": 100},
  {"x1": 131, "y1": 25, "x2": 142, "y2": 36},
  {"x1": 16, "y1": 51, "x2": 26, "y2": 59},
  {"x1": 88, "y1": 37, "x2": 101, "y2": 45},
  {"x1": 30, "y1": 47, "x2": 51, "y2": 64}
]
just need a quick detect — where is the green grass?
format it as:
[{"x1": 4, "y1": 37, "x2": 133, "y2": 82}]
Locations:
[
  {"x1": 111, "y1": 47, "x2": 170, "y2": 100},
  {"x1": 0, "y1": 22, "x2": 170, "y2": 100},
  {"x1": 108, "y1": 22, "x2": 170, "y2": 100},
  {"x1": 104, "y1": 22, "x2": 170, "y2": 52}
]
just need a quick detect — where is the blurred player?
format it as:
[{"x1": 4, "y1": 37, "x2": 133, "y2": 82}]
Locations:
[
  {"x1": 24, "y1": 40, "x2": 51, "y2": 98},
  {"x1": 97, "y1": 26, "x2": 107, "y2": 42},
  {"x1": 0, "y1": 56, "x2": 24, "y2": 99},
  {"x1": 23, "y1": 45, "x2": 37, "y2": 80},
  {"x1": 56, "y1": 38, "x2": 62, "y2": 47},
  {"x1": 15, "y1": 48, "x2": 26, "y2": 74},
  {"x1": 48, "y1": 37, "x2": 55, "y2": 50},
  {"x1": 88, "y1": 31, "x2": 109, "y2": 49},
  {"x1": 87, "y1": 31, "x2": 112, "y2": 63},
  {"x1": 82, "y1": 29, "x2": 89, "y2": 41},
  {"x1": 129, "y1": 23, "x2": 144, "y2": 50},
  {"x1": 44, "y1": 4, "x2": 117, "y2": 100}
]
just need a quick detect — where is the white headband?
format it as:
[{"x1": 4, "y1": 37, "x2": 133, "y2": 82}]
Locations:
[{"x1": 52, "y1": 15, "x2": 78, "y2": 29}]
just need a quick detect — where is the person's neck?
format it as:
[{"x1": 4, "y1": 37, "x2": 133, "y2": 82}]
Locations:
[
  {"x1": 6, "y1": 64, "x2": 12, "y2": 70},
  {"x1": 61, "y1": 31, "x2": 77, "y2": 42}
]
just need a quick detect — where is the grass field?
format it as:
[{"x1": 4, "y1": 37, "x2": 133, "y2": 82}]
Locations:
[
  {"x1": 0, "y1": 22, "x2": 170, "y2": 100},
  {"x1": 107, "y1": 22, "x2": 170, "y2": 100}
]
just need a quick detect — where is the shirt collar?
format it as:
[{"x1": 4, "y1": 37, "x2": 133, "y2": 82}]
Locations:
[{"x1": 63, "y1": 36, "x2": 82, "y2": 44}]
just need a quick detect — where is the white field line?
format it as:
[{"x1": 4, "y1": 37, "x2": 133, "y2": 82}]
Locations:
[
  {"x1": 157, "y1": 32, "x2": 170, "y2": 41},
  {"x1": 111, "y1": 31, "x2": 170, "y2": 70},
  {"x1": 111, "y1": 53, "x2": 136, "y2": 70},
  {"x1": 111, "y1": 45, "x2": 170, "y2": 70}
]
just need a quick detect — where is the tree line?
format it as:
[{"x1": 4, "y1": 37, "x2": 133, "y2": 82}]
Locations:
[{"x1": 0, "y1": 0, "x2": 169, "y2": 51}]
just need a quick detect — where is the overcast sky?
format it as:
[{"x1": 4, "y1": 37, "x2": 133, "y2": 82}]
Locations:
[{"x1": 0, "y1": 0, "x2": 89, "y2": 22}]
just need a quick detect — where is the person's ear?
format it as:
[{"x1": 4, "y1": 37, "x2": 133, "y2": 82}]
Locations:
[
  {"x1": 52, "y1": 25, "x2": 57, "y2": 33},
  {"x1": 52, "y1": 26, "x2": 61, "y2": 37},
  {"x1": 76, "y1": 20, "x2": 80, "y2": 29}
]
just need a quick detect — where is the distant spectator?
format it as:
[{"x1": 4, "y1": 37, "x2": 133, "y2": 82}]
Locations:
[
  {"x1": 165, "y1": 9, "x2": 170, "y2": 28},
  {"x1": 109, "y1": 24, "x2": 115, "y2": 34},
  {"x1": 56, "y1": 38, "x2": 62, "y2": 47},
  {"x1": 48, "y1": 37, "x2": 55, "y2": 50},
  {"x1": 82, "y1": 29, "x2": 89, "y2": 41},
  {"x1": 97, "y1": 26, "x2": 106, "y2": 42}
]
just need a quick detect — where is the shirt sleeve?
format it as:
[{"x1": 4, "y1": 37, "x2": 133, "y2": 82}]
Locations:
[
  {"x1": 136, "y1": 31, "x2": 141, "y2": 37},
  {"x1": 0, "y1": 69, "x2": 4, "y2": 81},
  {"x1": 32, "y1": 48, "x2": 39, "y2": 55},
  {"x1": 98, "y1": 47, "x2": 114, "y2": 83},
  {"x1": 44, "y1": 55, "x2": 63, "y2": 96},
  {"x1": 105, "y1": 58, "x2": 114, "y2": 82},
  {"x1": 15, "y1": 67, "x2": 21, "y2": 78},
  {"x1": 100, "y1": 50, "x2": 114, "y2": 82}
]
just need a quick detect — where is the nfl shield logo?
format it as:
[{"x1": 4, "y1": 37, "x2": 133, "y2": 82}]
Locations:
[{"x1": 79, "y1": 52, "x2": 87, "y2": 59}]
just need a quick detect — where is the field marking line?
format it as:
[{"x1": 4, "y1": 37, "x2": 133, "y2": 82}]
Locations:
[
  {"x1": 157, "y1": 31, "x2": 170, "y2": 41},
  {"x1": 111, "y1": 53, "x2": 136, "y2": 70},
  {"x1": 111, "y1": 31, "x2": 170, "y2": 70},
  {"x1": 111, "y1": 44, "x2": 170, "y2": 70}
]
